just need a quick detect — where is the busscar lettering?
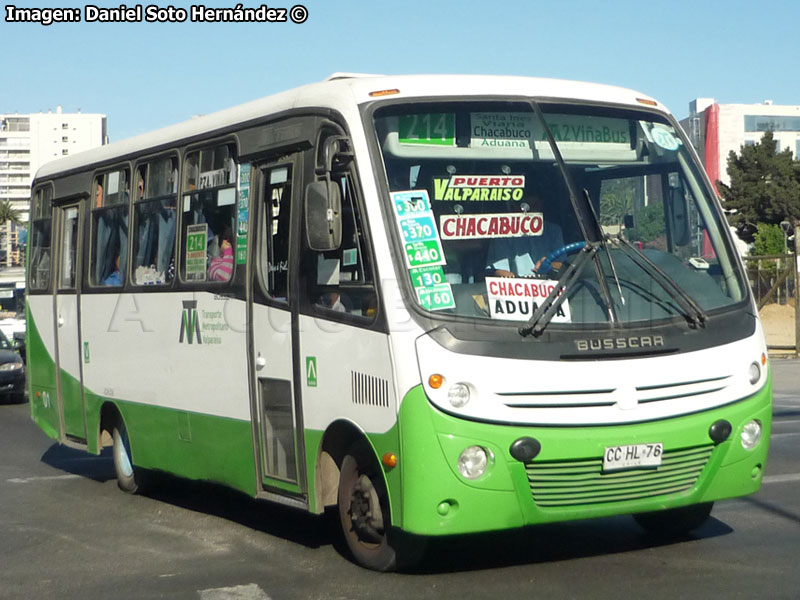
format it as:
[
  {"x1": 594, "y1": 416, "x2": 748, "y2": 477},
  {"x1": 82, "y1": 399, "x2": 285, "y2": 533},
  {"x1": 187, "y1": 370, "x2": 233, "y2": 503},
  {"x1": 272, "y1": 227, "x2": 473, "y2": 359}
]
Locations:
[
  {"x1": 5, "y1": 5, "x2": 81, "y2": 25},
  {"x1": 574, "y1": 336, "x2": 666, "y2": 352}
]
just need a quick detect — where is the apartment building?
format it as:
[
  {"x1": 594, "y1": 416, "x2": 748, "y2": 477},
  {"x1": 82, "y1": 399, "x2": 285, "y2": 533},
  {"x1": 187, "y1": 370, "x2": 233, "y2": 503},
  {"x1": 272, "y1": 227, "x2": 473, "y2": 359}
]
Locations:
[{"x1": 0, "y1": 107, "x2": 106, "y2": 265}]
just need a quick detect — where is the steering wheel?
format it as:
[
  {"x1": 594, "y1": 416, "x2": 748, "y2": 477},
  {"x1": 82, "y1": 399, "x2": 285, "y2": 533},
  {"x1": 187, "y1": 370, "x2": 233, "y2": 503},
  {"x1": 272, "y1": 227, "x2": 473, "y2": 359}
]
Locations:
[{"x1": 537, "y1": 241, "x2": 587, "y2": 275}]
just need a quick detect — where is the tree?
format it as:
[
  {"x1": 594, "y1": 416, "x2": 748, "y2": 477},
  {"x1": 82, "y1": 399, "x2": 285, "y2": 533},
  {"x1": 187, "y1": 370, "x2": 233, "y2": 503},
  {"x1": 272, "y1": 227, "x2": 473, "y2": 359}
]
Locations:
[
  {"x1": 718, "y1": 131, "x2": 800, "y2": 244},
  {"x1": 0, "y1": 200, "x2": 21, "y2": 227},
  {"x1": 750, "y1": 222, "x2": 786, "y2": 256}
]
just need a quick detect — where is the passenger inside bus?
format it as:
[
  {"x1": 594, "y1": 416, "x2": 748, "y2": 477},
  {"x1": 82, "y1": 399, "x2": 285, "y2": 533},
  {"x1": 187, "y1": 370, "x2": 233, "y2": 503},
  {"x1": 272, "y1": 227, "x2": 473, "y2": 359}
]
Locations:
[
  {"x1": 208, "y1": 226, "x2": 234, "y2": 282},
  {"x1": 103, "y1": 254, "x2": 122, "y2": 286}
]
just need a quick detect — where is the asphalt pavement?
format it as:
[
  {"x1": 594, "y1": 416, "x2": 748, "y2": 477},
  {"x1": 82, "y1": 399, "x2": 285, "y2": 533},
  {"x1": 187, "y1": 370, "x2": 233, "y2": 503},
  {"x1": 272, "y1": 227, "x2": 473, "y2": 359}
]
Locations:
[{"x1": 1, "y1": 359, "x2": 799, "y2": 599}]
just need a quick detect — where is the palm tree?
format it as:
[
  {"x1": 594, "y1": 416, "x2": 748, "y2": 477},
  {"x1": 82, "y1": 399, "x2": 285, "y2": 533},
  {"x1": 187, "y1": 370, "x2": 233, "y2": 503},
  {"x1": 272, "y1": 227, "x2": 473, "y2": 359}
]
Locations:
[
  {"x1": 0, "y1": 200, "x2": 21, "y2": 226},
  {"x1": 0, "y1": 201, "x2": 23, "y2": 267}
]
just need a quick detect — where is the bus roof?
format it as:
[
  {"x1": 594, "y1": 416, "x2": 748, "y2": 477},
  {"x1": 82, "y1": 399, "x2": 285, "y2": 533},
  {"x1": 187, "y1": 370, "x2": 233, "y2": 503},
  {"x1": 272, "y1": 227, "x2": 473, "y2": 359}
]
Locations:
[{"x1": 34, "y1": 74, "x2": 664, "y2": 181}]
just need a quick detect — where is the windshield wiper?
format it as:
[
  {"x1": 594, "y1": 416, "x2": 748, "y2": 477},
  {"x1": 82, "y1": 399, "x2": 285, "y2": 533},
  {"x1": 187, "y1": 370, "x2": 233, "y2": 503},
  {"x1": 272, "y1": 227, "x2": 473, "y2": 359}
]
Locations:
[
  {"x1": 611, "y1": 236, "x2": 707, "y2": 327},
  {"x1": 519, "y1": 243, "x2": 598, "y2": 337},
  {"x1": 528, "y1": 101, "x2": 620, "y2": 325}
]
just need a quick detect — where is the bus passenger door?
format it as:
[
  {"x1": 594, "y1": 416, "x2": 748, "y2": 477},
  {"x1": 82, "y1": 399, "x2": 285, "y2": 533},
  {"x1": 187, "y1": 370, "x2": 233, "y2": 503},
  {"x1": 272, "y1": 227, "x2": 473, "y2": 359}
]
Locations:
[
  {"x1": 53, "y1": 204, "x2": 86, "y2": 441},
  {"x1": 250, "y1": 156, "x2": 304, "y2": 496}
]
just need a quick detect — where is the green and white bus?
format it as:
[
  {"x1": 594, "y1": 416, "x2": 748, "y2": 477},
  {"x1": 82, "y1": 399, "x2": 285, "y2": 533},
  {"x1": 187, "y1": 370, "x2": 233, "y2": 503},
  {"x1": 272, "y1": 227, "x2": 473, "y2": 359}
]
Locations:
[{"x1": 27, "y1": 74, "x2": 771, "y2": 570}]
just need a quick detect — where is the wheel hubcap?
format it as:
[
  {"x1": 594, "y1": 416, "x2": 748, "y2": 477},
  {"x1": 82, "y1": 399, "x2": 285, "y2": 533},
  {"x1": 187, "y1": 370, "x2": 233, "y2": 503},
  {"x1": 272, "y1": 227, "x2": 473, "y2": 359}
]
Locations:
[{"x1": 349, "y1": 474, "x2": 384, "y2": 544}]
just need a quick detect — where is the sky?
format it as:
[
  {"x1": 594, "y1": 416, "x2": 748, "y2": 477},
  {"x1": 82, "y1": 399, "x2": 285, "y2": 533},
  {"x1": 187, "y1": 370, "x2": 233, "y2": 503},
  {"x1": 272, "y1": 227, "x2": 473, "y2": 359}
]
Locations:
[{"x1": 3, "y1": 0, "x2": 800, "y2": 142}]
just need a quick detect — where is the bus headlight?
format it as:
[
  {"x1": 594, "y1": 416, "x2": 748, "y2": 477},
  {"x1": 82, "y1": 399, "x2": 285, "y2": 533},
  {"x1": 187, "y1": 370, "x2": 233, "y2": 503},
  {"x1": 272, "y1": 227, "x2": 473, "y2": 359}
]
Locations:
[
  {"x1": 741, "y1": 420, "x2": 762, "y2": 450},
  {"x1": 458, "y1": 446, "x2": 488, "y2": 479},
  {"x1": 448, "y1": 383, "x2": 470, "y2": 408},
  {"x1": 748, "y1": 361, "x2": 761, "y2": 385}
]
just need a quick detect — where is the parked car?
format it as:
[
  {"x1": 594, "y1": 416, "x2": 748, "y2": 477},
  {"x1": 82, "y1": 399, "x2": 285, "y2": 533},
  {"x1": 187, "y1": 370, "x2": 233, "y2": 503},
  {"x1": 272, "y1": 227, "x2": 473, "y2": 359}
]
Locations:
[
  {"x1": 0, "y1": 314, "x2": 25, "y2": 342},
  {"x1": 0, "y1": 329, "x2": 25, "y2": 403}
]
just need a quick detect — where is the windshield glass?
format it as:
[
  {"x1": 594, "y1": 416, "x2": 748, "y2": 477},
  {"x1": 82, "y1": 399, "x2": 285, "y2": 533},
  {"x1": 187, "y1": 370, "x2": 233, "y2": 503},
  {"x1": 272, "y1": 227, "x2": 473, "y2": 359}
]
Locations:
[{"x1": 372, "y1": 101, "x2": 745, "y2": 326}]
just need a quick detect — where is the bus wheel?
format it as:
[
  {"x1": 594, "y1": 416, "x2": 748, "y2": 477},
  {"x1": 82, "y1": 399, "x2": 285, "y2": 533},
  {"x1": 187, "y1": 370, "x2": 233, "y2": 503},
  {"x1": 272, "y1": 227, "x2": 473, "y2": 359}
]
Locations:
[
  {"x1": 337, "y1": 444, "x2": 396, "y2": 571},
  {"x1": 112, "y1": 420, "x2": 142, "y2": 494},
  {"x1": 633, "y1": 502, "x2": 713, "y2": 537}
]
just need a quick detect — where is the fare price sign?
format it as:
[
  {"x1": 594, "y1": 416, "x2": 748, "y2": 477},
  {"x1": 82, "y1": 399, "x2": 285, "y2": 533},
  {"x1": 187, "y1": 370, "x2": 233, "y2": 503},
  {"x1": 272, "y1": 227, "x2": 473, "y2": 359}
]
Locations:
[
  {"x1": 416, "y1": 284, "x2": 455, "y2": 311},
  {"x1": 391, "y1": 191, "x2": 446, "y2": 268},
  {"x1": 391, "y1": 190, "x2": 453, "y2": 311}
]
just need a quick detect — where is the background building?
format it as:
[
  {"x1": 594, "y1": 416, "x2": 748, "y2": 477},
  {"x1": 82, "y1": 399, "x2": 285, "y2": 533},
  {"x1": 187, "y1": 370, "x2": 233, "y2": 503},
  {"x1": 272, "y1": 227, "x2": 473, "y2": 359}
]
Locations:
[
  {"x1": 681, "y1": 99, "x2": 800, "y2": 190},
  {"x1": 0, "y1": 107, "x2": 106, "y2": 266}
]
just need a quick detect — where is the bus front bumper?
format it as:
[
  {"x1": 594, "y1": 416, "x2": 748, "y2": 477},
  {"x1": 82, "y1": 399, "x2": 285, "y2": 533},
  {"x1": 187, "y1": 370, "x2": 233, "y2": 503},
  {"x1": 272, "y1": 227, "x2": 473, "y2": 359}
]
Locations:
[{"x1": 395, "y1": 377, "x2": 772, "y2": 536}]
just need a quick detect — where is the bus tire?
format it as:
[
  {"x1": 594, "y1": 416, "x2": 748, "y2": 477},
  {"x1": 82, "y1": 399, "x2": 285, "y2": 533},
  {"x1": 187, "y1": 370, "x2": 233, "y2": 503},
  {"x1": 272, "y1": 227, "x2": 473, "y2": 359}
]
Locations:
[
  {"x1": 112, "y1": 420, "x2": 143, "y2": 494},
  {"x1": 337, "y1": 443, "x2": 397, "y2": 571},
  {"x1": 633, "y1": 502, "x2": 713, "y2": 537}
]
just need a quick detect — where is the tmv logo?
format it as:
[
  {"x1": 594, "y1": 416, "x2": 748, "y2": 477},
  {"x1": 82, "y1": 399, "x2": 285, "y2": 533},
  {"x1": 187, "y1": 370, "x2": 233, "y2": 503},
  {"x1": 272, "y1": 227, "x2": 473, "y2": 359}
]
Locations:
[{"x1": 179, "y1": 300, "x2": 202, "y2": 344}]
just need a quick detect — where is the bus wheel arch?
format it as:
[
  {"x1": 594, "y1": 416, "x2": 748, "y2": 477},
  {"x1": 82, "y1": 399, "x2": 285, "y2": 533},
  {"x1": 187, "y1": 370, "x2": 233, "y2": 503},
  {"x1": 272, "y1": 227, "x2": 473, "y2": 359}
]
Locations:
[
  {"x1": 316, "y1": 421, "x2": 399, "y2": 570},
  {"x1": 315, "y1": 420, "x2": 366, "y2": 510}
]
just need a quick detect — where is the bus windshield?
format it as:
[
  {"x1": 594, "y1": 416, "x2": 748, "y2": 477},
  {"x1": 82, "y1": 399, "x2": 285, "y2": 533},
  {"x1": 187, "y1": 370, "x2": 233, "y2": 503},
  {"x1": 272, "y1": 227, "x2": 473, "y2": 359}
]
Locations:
[{"x1": 373, "y1": 101, "x2": 745, "y2": 327}]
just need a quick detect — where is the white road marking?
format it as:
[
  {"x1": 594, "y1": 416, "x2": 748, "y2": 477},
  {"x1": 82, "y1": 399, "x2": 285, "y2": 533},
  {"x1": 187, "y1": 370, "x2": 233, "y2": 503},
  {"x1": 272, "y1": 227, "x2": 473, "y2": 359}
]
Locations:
[
  {"x1": 6, "y1": 474, "x2": 82, "y2": 483},
  {"x1": 198, "y1": 584, "x2": 271, "y2": 600},
  {"x1": 763, "y1": 473, "x2": 800, "y2": 484}
]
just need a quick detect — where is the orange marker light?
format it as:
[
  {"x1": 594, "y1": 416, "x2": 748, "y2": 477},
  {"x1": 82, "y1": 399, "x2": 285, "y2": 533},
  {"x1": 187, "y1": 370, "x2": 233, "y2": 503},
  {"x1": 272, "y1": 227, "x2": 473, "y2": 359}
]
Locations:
[
  {"x1": 761, "y1": 353, "x2": 767, "y2": 366},
  {"x1": 429, "y1": 374, "x2": 444, "y2": 389},
  {"x1": 369, "y1": 88, "x2": 400, "y2": 97},
  {"x1": 382, "y1": 452, "x2": 398, "y2": 468},
  {"x1": 636, "y1": 97, "x2": 658, "y2": 106}
]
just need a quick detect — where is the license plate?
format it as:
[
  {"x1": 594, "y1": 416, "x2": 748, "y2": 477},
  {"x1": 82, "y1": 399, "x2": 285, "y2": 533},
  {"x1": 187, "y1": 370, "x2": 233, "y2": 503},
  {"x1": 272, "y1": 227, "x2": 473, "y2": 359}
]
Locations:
[{"x1": 603, "y1": 443, "x2": 663, "y2": 472}]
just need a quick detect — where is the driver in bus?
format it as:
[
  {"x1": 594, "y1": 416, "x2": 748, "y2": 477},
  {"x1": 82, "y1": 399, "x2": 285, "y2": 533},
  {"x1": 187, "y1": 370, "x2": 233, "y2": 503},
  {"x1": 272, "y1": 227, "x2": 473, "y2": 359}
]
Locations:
[{"x1": 485, "y1": 195, "x2": 566, "y2": 278}]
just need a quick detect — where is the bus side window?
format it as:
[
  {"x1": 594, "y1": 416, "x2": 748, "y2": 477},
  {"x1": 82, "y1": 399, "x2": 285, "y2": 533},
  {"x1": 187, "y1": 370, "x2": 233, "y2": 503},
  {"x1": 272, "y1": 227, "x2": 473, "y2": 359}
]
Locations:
[
  {"x1": 301, "y1": 171, "x2": 377, "y2": 319},
  {"x1": 180, "y1": 144, "x2": 237, "y2": 283},
  {"x1": 132, "y1": 157, "x2": 178, "y2": 285},
  {"x1": 29, "y1": 187, "x2": 53, "y2": 291},
  {"x1": 90, "y1": 168, "x2": 130, "y2": 287}
]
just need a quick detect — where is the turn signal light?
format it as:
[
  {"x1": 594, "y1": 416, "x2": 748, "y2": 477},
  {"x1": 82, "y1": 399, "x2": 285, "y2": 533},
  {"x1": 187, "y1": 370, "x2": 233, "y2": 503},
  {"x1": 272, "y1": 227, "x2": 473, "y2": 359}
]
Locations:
[
  {"x1": 429, "y1": 374, "x2": 444, "y2": 389},
  {"x1": 382, "y1": 452, "x2": 398, "y2": 468}
]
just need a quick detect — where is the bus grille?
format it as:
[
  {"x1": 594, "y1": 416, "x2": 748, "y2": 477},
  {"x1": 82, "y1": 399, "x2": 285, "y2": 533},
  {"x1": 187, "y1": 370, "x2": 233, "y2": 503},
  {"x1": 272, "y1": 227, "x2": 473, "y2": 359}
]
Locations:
[{"x1": 526, "y1": 445, "x2": 713, "y2": 508}]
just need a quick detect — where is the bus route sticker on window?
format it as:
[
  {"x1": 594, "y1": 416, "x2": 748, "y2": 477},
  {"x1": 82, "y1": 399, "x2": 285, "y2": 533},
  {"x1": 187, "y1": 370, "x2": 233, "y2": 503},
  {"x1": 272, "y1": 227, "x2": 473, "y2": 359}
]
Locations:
[
  {"x1": 185, "y1": 223, "x2": 208, "y2": 281},
  {"x1": 439, "y1": 212, "x2": 544, "y2": 240},
  {"x1": 236, "y1": 163, "x2": 250, "y2": 265},
  {"x1": 471, "y1": 112, "x2": 536, "y2": 150},
  {"x1": 433, "y1": 174, "x2": 526, "y2": 202},
  {"x1": 485, "y1": 277, "x2": 571, "y2": 322},
  {"x1": 398, "y1": 113, "x2": 455, "y2": 146}
]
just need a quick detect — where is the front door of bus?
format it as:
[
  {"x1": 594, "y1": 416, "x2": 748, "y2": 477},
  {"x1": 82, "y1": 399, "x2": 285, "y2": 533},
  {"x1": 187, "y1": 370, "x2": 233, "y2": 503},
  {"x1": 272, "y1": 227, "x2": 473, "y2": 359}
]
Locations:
[
  {"x1": 250, "y1": 157, "x2": 304, "y2": 495},
  {"x1": 53, "y1": 203, "x2": 86, "y2": 441}
]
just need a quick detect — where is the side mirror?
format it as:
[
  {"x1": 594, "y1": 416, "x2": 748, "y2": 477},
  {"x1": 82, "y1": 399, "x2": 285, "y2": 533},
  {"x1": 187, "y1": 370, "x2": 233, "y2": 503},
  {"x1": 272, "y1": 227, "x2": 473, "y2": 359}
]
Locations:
[
  {"x1": 668, "y1": 189, "x2": 690, "y2": 246},
  {"x1": 304, "y1": 181, "x2": 342, "y2": 251}
]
